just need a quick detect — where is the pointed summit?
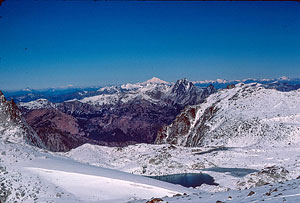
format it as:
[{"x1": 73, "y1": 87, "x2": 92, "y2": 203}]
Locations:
[
  {"x1": 172, "y1": 78, "x2": 193, "y2": 93},
  {"x1": 145, "y1": 77, "x2": 169, "y2": 84}
]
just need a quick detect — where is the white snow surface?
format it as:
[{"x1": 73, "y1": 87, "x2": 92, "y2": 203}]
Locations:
[
  {"x1": 63, "y1": 142, "x2": 300, "y2": 202},
  {"x1": 144, "y1": 77, "x2": 169, "y2": 84},
  {"x1": 80, "y1": 81, "x2": 171, "y2": 106},
  {"x1": 19, "y1": 98, "x2": 56, "y2": 110},
  {"x1": 202, "y1": 83, "x2": 300, "y2": 147},
  {"x1": 0, "y1": 140, "x2": 193, "y2": 202}
]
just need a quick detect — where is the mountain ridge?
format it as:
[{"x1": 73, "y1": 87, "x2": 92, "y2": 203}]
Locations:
[
  {"x1": 17, "y1": 78, "x2": 216, "y2": 151},
  {"x1": 156, "y1": 83, "x2": 300, "y2": 147}
]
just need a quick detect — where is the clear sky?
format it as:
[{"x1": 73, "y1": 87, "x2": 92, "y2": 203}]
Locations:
[{"x1": 0, "y1": 0, "x2": 300, "y2": 90}]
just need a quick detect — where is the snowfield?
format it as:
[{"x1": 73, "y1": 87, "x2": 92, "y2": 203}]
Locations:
[
  {"x1": 62, "y1": 142, "x2": 300, "y2": 202},
  {"x1": 0, "y1": 141, "x2": 192, "y2": 202},
  {"x1": 19, "y1": 98, "x2": 56, "y2": 110},
  {"x1": 4, "y1": 140, "x2": 300, "y2": 203},
  {"x1": 63, "y1": 143, "x2": 300, "y2": 190}
]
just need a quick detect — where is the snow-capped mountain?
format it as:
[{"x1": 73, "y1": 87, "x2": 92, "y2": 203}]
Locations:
[
  {"x1": 64, "y1": 78, "x2": 215, "y2": 145},
  {"x1": 194, "y1": 76, "x2": 300, "y2": 91},
  {"x1": 79, "y1": 77, "x2": 215, "y2": 107},
  {"x1": 5, "y1": 76, "x2": 300, "y2": 104},
  {"x1": 144, "y1": 77, "x2": 169, "y2": 84},
  {"x1": 156, "y1": 83, "x2": 300, "y2": 147},
  {"x1": 97, "y1": 85, "x2": 121, "y2": 94},
  {"x1": 167, "y1": 78, "x2": 216, "y2": 106},
  {"x1": 16, "y1": 78, "x2": 215, "y2": 151},
  {"x1": 193, "y1": 76, "x2": 295, "y2": 84},
  {"x1": 80, "y1": 78, "x2": 171, "y2": 106},
  {"x1": 15, "y1": 76, "x2": 300, "y2": 152},
  {"x1": 19, "y1": 98, "x2": 56, "y2": 111}
]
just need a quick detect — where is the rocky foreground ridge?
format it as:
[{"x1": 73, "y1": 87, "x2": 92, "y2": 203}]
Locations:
[{"x1": 0, "y1": 90, "x2": 45, "y2": 148}]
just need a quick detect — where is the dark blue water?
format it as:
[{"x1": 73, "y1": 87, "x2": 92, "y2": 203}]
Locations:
[{"x1": 147, "y1": 173, "x2": 218, "y2": 188}]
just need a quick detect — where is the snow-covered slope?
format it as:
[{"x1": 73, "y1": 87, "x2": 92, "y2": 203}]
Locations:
[
  {"x1": 63, "y1": 142, "x2": 300, "y2": 190},
  {"x1": 0, "y1": 140, "x2": 193, "y2": 202},
  {"x1": 80, "y1": 79, "x2": 171, "y2": 106},
  {"x1": 138, "y1": 178, "x2": 300, "y2": 203},
  {"x1": 156, "y1": 83, "x2": 300, "y2": 147},
  {"x1": 18, "y1": 98, "x2": 56, "y2": 110}
]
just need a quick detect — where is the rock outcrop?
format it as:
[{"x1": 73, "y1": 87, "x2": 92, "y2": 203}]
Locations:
[{"x1": 0, "y1": 90, "x2": 45, "y2": 148}]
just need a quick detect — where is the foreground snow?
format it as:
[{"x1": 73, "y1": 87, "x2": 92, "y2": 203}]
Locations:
[
  {"x1": 63, "y1": 142, "x2": 300, "y2": 202},
  {"x1": 64, "y1": 142, "x2": 300, "y2": 192},
  {"x1": 2, "y1": 139, "x2": 300, "y2": 202},
  {"x1": 0, "y1": 141, "x2": 191, "y2": 202},
  {"x1": 135, "y1": 178, "x2": 300, "y2": 203}
]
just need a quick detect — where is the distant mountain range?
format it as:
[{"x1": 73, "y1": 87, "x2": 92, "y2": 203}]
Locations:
[
  {"x1": 16, "y1": 78, "x2": 216, "y2": 151},
  {"x1": 3, "y1": 76, "x2": 300, "y2": 103},
  {"x1": 193, "y1": 76, "x2": 300, "y2": 91},
  {"x1": 1, "y1": 76, "x2": 300, "y2": 152},
  {"x1": 3, "y1": 86, "x2": 101, "y2": 103}
]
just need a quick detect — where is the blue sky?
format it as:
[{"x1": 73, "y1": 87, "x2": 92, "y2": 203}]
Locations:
[{"x1": 0, "y1": 0, "x2": 299, "y2": 90}]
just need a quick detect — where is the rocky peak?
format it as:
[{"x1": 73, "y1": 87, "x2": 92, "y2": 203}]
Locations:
[
  {"x1": 171, "y1": 78, "x2": 194, "y2": 95},
  {"x1": 0, "y1": 90, "x2": 7, "y2": 103},
  {"x1": 0, "y1": 90, "x2": 46, "y2": 148},
  {"x1": 166, "y1": 78, "x2": 215, "y2": 107},
  {"x1": 206, "y1": 84, "x2": 217, "y2": 94}
]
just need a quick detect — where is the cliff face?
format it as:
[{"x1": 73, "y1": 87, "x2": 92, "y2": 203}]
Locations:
[
  {"x1": 156, "y1": 104, "x2": 218, "y2": 147},
  {"x1": 156, "y1": 83, "x2": 300, "y2": 147},
  {"x1": 24, "y1": 109, "x2": 87, "y2": 152},
  {"x1": 0, "y1": 90, "x2": 45, "y2": 148}
]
